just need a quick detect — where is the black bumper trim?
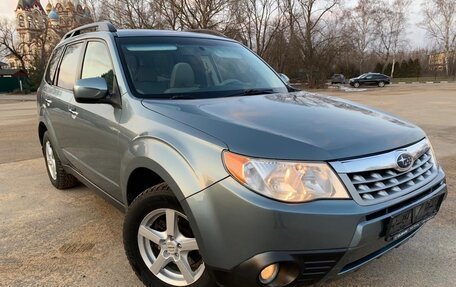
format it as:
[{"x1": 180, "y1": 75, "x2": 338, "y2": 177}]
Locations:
[
  {"x1": 339, "y1": 226, "x2": 419, "y2": 275},
  {"x1": 207, "y1": 250, "x2": 346, "y2": 287}
]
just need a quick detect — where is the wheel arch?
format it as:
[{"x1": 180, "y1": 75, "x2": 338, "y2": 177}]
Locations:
[
  {"x1": 38, "y1": 121, "x2": 48, "y2": 146},
  {"x1": 125, "y1": 167, "x2": 165, "y2": 206},
  {"x1": 121, "y1": 135, "x2": 227, "y2": 208}
]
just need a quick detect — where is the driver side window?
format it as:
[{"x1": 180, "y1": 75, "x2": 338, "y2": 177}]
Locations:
[{"x1": 81, "y1": 41, "x2": 114, "y2": 92}]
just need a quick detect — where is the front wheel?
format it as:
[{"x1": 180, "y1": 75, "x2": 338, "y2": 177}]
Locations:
[
  {"x1": 354, "y1": 82, "x2": 360, "y2": 88},
  {"x1": 378, "y1": 81, "x2": 385, "y2": 87},
  {"x1": 124, "y1": 183, "x2": 215, "y2": 287}
]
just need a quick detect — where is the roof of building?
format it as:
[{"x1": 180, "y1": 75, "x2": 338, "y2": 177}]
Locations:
[
  {"x1": 48, "y1": 8, "x2": 59, "y2": 20},
  {"x1": 16, "y1": 0, "x2": 45, "y2": 13},
  {"x1": 0, "y1": 69, "x2": 27, "y2": 76}
]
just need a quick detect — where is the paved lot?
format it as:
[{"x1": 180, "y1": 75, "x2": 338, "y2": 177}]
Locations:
[{"x1": 0, "y1": 84, "x2": 455, "y2": 286}]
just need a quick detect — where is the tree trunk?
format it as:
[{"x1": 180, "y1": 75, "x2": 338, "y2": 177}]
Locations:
[{"x1": 390, "y1": 56, "x2": 396, "y2": 78}]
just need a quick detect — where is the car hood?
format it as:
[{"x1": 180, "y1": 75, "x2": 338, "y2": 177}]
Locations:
[{"x1": 141, "y1": 92, "x2": 425, "y2": 161}]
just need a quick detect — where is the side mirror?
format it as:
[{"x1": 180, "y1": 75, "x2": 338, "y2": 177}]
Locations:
[
  {"x1": 279, "y1": 73, "x2": 290, "y2": 84},
  {"x1": 73, "y1": 77, "x2": 108, "y2": 104}
]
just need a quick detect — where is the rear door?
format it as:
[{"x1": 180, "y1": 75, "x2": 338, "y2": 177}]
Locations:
[
  {"x1": 66, "y1": 40, "x2": 122, "y2": 199},
  {"x1": 41, "y1": 43, "x2": 85, "y2": 159}
]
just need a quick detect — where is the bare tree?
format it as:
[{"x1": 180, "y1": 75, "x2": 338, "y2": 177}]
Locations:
[
  {"x1": 288, "y1": 0, "x2": 342, "y2": 85},
  {"x1": 372, "y1": 0, "x2": 410, "y2": 78},
  {"x1": 154, "y1": 0, "x2": 182, "y2": 30},
  {"x1": 227, "y1": 0, "x2": 283, "y2": 57},
  {"x1": 0, "y1": 15, "x2": 70, "y2": 85},
  {"x1": 348, "y1": 0, "x2": 375, "y2": 73},
  {"x1": 421, "y1": 0, "x2": 456, "y2": 76},
  {"x1": 170, "y1": 0, "x2": 230, "y2": 30},
  {"x1": 83, "y1": 0, "x2": 102, "y2": 21},
  {"x1": 100, "y1": 0, "x2": 158, "y2": 28},
  {"x1": 0, "y1": 18, "x2": 26, "y2": 69}
]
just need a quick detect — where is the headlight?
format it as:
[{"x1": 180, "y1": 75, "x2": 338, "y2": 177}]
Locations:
[
  {"x1": 222, "y1": 151, "x2": 350, "y2": 203},
  {"x1": 427, "y1": 139, "x2": 439, "y2": 168}
]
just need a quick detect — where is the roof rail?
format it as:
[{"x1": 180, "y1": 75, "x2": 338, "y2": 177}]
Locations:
[
  {"x1": 61, "y1": 21, "x2": 117, "y2": 42},
  {"x1": 187, "y1": 29, "x2": 227, "y2": 38}
]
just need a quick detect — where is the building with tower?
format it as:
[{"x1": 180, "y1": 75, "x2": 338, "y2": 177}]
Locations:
[{"x1": 6, "y1": 0, "x2": 93, "y2": 69}]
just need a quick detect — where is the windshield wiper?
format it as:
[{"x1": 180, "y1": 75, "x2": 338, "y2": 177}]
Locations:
[
  {"x1": 226, "y1": 88, "x2": 276, "y2": 98},
  {"x1": 169, "y1": 95, "x2": 198, "y2": 100},
  {"x1": 168, "y1": 89, "x2": 276, "y2": 100}
]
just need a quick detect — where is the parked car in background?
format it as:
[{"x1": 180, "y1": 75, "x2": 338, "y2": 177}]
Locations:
[
  {"x1": 349, "y1": 73, "x2": 390, "y2": 88},
  {"x1": 331, "y1": 74, "x2": 346, "y2": 84}
]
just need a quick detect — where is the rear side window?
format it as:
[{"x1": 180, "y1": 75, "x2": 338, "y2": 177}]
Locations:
[
  {"x1": 45, "y1": 47, "x2": 63, "y2": 85},
  {"x1": 81, "y1": 41, "x2": 114, "y2": 92},
  {"x1": 57, "y1": 43, "x2": 84, "y2": 90}
]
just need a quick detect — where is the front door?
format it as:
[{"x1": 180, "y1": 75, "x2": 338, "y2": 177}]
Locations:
[{"x1": 65, "y1": 40, "x2": 122, "y2": 200}]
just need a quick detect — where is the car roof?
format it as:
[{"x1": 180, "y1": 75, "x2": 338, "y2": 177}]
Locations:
[
  {"x1": 57, "y1": 22, "x2": 236, "y2": 48},
  {"x1": 115, "y1": 29, "x2": 231, "y2": 41},
  {"x1": 57, "y1": 29, "x2": 236, "y2": 49}
]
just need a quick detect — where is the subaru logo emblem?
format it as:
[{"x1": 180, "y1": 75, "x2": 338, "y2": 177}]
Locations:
[{"x1": 396, "y1": 153, "x2": 413, "y2": 171}]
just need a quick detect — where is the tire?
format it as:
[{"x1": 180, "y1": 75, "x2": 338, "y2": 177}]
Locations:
[
  {"x1": 354, "y1": 82, "x2": 360, "y2": 88},
  {"x1": 42, "y1": 132, "x2": 79, "y2": 189},
  {"x1": 124, "y1": 183, "x2": 215, "y2": 287},
  {"x1": 378, "y1": 81, "x2": 385, "y2": 87}
]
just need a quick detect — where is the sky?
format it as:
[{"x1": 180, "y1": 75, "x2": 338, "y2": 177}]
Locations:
[{"x1": 0, "y1": 0, "x2": 430, "y2": 48}]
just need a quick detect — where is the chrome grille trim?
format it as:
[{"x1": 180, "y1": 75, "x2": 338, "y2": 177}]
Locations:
[
  {"x1": 330, "y1": 139, "x2": 439, "y2": 205},
  {"x1": 330, "y1": 139, "x2": 430, "y2": 174}
]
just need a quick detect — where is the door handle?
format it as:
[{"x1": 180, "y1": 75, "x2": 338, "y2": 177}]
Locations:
[
  {"x1": 69, "y1": 108, "x2": 79, "y2": 118},
  {"x1": 44, "y1": 98, "x2": 52, "y2": 106}
]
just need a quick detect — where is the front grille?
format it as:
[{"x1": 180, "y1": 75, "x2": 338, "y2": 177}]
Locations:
[{"x1": 347, "y1": 149, "x2": 438, "y2": 202}]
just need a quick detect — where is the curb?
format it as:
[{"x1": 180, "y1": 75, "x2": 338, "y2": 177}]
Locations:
[{"x1": 393, "y1": 81, "x2": 455, "y2": 85}]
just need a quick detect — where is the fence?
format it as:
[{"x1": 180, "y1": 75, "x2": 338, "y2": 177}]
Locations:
[{"x1": 0, "y1": 77, "x2": 33, "y2": 93}]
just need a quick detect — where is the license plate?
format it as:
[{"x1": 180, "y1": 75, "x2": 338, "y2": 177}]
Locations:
[{"x1": 385, "y1": 195, "x2": 442, "y2": 241}]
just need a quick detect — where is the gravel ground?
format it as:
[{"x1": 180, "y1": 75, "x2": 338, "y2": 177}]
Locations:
[{"x1": 0, "y1": 84, "x2": 454, "y2": 286}]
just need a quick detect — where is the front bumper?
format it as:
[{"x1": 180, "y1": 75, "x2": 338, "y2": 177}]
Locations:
[{"x1": 182, "y1": 168, "x2": 447, "y2": 286}]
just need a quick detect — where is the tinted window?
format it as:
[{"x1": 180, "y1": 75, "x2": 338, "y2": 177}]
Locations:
[
  {"x1": 81, "y1": 41, "x2": 114, "y2": 92},
  {"x1": 117, "y1": 37, "x2": 287, "y2": 99},
  {"x1": 57, "y1": 43, "x2": 84, "y2": 90},
  {"x1": 45, "y1": 47, "x2": 63, "y2": 85}
]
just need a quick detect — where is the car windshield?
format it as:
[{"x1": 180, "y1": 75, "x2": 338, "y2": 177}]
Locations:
[{"x1": 116, "y1": 36, "x2": 288, "y2": 99}]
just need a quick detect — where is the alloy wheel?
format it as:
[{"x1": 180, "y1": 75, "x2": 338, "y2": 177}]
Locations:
[
  {"x1": 137, "y1": 208, "x2": 205, "y2": 286},
  {"x1": 45, "y1": 141, "x2": 57, "y2": 180}
]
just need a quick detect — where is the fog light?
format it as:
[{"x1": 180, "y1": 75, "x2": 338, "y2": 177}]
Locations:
[{"x1": 259, "y1": 263, "x2": 279, "y2": 285}]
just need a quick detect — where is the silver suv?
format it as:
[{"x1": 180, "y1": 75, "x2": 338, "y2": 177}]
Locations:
[{"x1": 38, "y1": 22, "x2": 447, "y2": 287}]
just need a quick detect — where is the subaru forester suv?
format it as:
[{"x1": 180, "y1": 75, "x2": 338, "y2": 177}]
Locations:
[{"x1": 37, "y1": 22, "x2": 447, "y2": 287}]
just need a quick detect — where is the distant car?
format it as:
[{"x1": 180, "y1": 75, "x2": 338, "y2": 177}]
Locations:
[
  {"x1": 331, "y1": 74, "x2": 346, "y2": 84},
  {"x1": 349, "y1": 73, "x2": 390, "y2": 88}
]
